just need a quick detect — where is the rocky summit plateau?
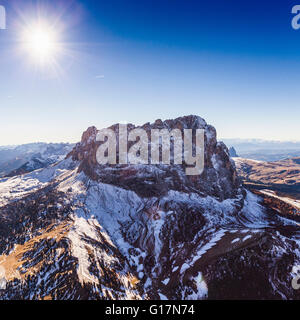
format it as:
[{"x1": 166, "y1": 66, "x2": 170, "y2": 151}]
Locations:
[{"x1": 0, "y1": 115, "x2": 300, "y2": 300}]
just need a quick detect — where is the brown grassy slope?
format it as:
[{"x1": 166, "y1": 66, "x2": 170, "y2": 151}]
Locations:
[{"x1": 234, "y1": 157, "x2": 300, "y2": 199}]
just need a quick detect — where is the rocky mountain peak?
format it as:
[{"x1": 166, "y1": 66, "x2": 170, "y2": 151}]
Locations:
[
  {"x1": 229, "y1": 147, "x2": 238, "y2": 158},
  {"x1": 68, "y1": 115, "x2": 241, "y2": 200},
  {"x1": 80, "y1": 126, "x2": 98, "y2": 145}
]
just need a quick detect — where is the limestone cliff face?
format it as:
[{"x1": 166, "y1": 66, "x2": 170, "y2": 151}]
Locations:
[{"x1": 68, "y1": 115, "x2": 241, "y2": 200}]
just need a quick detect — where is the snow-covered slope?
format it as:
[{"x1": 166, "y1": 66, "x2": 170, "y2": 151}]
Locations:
[{"x1": 0, "y1": 143, "x2": 74, "y2": 178}]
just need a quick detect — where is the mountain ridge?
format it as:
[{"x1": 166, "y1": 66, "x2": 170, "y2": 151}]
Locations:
[{"x1": 0, "y1": 143, "x2": 74, "y2": 178}]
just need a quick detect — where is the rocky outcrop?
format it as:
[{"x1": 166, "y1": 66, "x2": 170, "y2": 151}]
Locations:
[
  {"x1": 229, "y1": 147, "x2": 238, "y2": 158},
  {"x1": 68, "y1": 115, "x2": 241, "y2": 200}
]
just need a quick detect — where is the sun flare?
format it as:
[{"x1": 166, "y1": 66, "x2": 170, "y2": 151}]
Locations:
[{"x1": 21, "y1": 22, "x2": 59, "y2": 65}]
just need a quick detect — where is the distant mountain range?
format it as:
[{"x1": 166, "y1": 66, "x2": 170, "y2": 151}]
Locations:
[
  {"x1": 222, "y1": 139, "x2": 300, "y2": 161},
  {"x1": 0, "y1": 143, "x2": 75, "y2": 177},
  {"x1": 1, "y1": 138, "x2": 299, "y2": 177}
]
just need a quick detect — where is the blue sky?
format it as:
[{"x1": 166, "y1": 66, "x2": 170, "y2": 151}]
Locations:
[{"x1": 0, "y1": 0, "x2": 300, "y2": 144}]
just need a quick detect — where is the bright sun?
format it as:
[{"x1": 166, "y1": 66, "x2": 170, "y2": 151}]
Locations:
[{"x1": 21, "y1": 22, "x2": 59, "y2": 65}]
